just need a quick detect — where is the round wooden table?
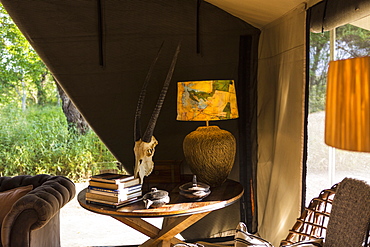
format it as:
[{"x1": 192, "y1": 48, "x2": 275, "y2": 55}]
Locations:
[{"x1": 78, "y1": 179, "x2": 244, "y2": 247}]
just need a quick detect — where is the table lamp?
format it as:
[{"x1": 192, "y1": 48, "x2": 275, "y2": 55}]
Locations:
[
  {"x1": 177, "y1": 80, "x2": 239, "y2": 186},
  {"x1": 325, "y1": 56, "x2": 370, "y2": 152}
]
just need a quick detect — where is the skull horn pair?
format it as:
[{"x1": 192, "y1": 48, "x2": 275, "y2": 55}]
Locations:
[{"x1": 133, "y1": 43, "x2": 181, "y2": 184}]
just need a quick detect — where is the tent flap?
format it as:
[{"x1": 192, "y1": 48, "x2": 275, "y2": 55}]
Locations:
[{"x1": 257, "y1": 4, "x2": 307, "y2": 246}]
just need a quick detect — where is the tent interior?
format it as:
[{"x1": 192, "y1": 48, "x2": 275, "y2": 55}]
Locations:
[{"x1": 1, "y1": 0, "x2": 370, "y2": 246}]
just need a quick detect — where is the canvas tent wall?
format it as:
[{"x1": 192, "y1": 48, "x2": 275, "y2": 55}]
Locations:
[
  {"x1": 257, "y1": 1, "x2": 370, "y2": 245},
  {"x1": 1, "y1": 0, "x2": 370, "y2": 246},
  {"x1": 256, "y1": 1, "x2": 370, "y2": 244}
]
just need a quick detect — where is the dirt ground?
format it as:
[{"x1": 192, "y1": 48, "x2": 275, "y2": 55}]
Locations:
[{"x1": 60, "y1": 182, "x2": 163, "y2": 247}]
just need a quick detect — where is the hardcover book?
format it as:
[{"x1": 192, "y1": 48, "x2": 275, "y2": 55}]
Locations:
[
  {"x1": 90, "y1": 173, "x2": 135, "y2": 184},
  {"x1": 86, "y1": 197, "x2": 143, "y2": 209},
  {"x1": 87, "y1": 184, "x2": 142, "y2": 197},
  {"x1": 88, "y1": 177, "x2": 140, "y2": 190},
  {"x1": 86, "y1": 190, "x2": 142, "y2": 203}
]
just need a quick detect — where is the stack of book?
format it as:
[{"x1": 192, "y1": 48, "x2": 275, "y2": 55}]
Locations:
[{"x1": 86, "y1": 173, "x2": 142, "y2": 208}]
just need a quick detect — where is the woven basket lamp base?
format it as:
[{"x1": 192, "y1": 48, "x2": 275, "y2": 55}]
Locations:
[{"x1": 183, "y1": 125, "x2": 236, "y2": 187}]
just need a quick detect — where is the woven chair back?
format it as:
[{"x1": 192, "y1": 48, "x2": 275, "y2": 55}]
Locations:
[
  {"x1": 280, "y1": 184, "x2": 337, "y2": 246},
  {"x1": 281, "y1": 180, "x2": 370, "y2": 247}
]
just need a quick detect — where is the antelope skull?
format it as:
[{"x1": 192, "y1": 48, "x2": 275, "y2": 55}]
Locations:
[
  {"x1": 133, "y1": 136, "x2": 158, "y2": 184},
  {"x1": 133, "y1": 43, "x2": 180, "y2": 184}
]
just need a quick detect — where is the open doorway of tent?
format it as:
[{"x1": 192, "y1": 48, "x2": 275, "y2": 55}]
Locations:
[{"x1": 306, "y1": 18, "x2": 370, "y2": 204}]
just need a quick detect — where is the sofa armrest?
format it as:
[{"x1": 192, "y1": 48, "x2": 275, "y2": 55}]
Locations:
[{"x1": 1, "y1": 176, "x2": 75, "y2": 247}]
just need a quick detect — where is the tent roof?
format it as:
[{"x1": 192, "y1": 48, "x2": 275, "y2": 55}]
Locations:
[{"x1": 206, "y1": 0, "x2": 322, "y2": 28}]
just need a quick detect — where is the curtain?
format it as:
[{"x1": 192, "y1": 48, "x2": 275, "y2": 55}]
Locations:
[
  {"x1": 237, "y1": 33, "x2": 260, "y2": 234},
  {"x1": 257, "y1": 4, "x2": 307, "y2": 246}
]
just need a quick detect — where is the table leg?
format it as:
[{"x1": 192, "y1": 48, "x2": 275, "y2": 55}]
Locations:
[
  {"x1": 140, "y1": 211, "x2": 211, "y2": 247},
  {"x1": 111, "y1": 216, "x2": 184, "y2": 245},
  {"x1": 112, "y1": 216, "x2": 160, "y2": 238},
  {"x1": 162, "y1": 216, "x2": 180, "y2": 228},
  {"x1": 158, "y1": 240, "x2": 171, "y2": 247}
]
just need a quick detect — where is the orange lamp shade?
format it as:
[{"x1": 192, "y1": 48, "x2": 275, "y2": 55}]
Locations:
[{"x1": 325, "y1": 56, "x2": 370, "y2": 152}]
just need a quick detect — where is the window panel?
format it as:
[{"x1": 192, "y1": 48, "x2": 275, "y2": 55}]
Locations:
[{"x1": 307, "y1": 21, "x2": 370, "y2": 204}]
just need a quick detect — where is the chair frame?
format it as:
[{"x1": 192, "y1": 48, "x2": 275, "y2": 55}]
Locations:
[{"x1": 280, "y1": 182, "x2": 370, "y2": 246}]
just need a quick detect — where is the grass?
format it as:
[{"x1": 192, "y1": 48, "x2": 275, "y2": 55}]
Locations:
[{"x1": 0, "y1": 105, "x2": 118, "y2": 181}]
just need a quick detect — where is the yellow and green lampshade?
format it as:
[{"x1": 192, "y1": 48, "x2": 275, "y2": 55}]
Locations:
[{"x1": 177, "y1": 80, "x2": 239, "y2": 122}]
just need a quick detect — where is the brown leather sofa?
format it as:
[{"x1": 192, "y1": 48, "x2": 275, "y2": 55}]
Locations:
[{"x1": 0, "y1": 174, "x2": 75, "y2": 247}]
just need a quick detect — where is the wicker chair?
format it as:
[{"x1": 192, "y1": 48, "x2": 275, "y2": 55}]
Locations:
[
  {"x1": 281, "y1": 178, "x2": 370, "y2": 247},
  {"x1": 177, "y1": 178, "x2": 370, "y2": 247},
  {"x1": 280, "y1": 184, "x2": 337, "y2": 245}
]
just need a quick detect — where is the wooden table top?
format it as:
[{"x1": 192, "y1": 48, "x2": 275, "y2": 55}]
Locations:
[{"x1": 78, "y1": 178, "x2": 244, "y2": 218}]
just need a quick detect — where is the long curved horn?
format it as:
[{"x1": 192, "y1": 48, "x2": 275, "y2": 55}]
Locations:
[
  {"x1": 134, "y1": 42, "x2": 164, "y2": 142},
  {"x1": 142, "y1": 42, "x2": 181, "y2": 143}
]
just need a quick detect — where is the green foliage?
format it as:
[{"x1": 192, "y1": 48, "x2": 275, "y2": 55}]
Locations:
[
  {"x1": 0, "y1": 5, "x2": 119, "y2": 181},
  {"x1": 309, "y1": 32, "x2": 330, "y2": 113},
  {"x1": 0, "y1": 105, "x2": 117, "y2": 181},
  {"x1": 309, "y1": 24, "x2": 370, "y2": 113},
  {"x1": 308, "y1": 83, "x2": 326, "y2": 113},
  {"x1": 336, "y1": 24, "x2": 370, "y2": 58},
  {"x1": 1, "y1": 4, "x2": 56, "y2": 109}
]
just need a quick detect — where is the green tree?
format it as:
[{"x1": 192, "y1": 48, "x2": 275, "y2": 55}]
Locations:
[
  {"x1": 0, "y1": 5, "x2": 55, "y2": 109},
  {"x1": 309, "y1": 24, "x2": 370, "y2": 113},
  {"x1": 0, "y1": 4, "x2": 117, "y2": 179},
  {"x1": 336, "y1": 24, "x2": 370, "y2": 58},
  {"x1": 309, "y1": 31, "x2": 330, "y2": 113},
  {"x1": 1, "y1": 4, "x2": 88, "y2": 133}
]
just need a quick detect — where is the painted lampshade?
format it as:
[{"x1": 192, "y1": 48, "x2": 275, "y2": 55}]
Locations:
[
  {"x1": 325, "y1": 56, "x2": 370, "y2": 152},
  {"x1": 177, "y1": 80, "x2": 239, "y2": 187},
  {"x1": 177, "y1": 80, "x2": 239, "y2": 122}
]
